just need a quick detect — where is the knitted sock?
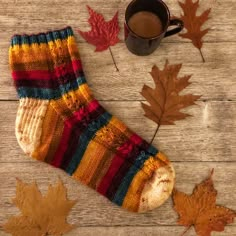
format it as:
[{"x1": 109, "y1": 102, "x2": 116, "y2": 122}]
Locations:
[{"x1": 9, "y1": 26, "x2": 175, "y2": 213}]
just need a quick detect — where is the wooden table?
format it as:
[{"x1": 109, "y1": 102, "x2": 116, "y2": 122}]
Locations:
[{"x1": 0, "y1": 0, "x2": 235, "y2": 235}]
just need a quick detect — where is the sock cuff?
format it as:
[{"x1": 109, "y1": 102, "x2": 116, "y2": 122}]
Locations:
[
  {"x1": 10, "y1": 26, "x2": 74, "y2": 46},
  {"x1": 9, "y1": 26, "x2": 87, "y2": 100}
]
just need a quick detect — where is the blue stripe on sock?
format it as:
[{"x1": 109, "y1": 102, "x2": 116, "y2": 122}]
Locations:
[
  {"x1": 112, "y1": 146, "x2": 158, "y2": 206},
  {"x1": 66, "y1": 112, "x2": 112, "y2": 175},
  {"x1": 17, "y1": 76, "x2": 86, "y2": 99}
]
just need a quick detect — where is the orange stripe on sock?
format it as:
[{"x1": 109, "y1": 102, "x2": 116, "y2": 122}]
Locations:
[
  {"x1": 122, "y1": 156, "x2": 162, "y2": 212},
  {"x1": 87, "y1": 116, "x2": 129, "y2": 189},
  {"x1": 32, "y1": 103, "x2": 60, "y2": 161},
  {"x1": 44, "y1": 111, "x2": 65, "y2": 163},
  {"x1": 88, "y1": 150, "x2": 115, "y2": 189}
]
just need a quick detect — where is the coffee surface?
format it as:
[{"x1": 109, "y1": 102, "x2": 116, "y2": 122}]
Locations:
[{"x1": 128, "y1": 11, "x2": 163, "y2": 38}]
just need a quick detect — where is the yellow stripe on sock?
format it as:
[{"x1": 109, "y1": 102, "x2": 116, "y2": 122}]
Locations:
[
  {"x1": 9, "y1": 36, "x2": 80, "y2": 64},
  {"x1": 50, "y1": 85, "x2": 94, "y2": 121},
  {"x1": 72, "y1": 141, "x2": 107, "y2": 184}
]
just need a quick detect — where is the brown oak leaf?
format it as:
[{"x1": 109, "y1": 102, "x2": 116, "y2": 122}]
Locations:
[
  {"x1": 173, "y1": 170, "x2": 236, "y2": 236},
  {"x1": 177, "y1": 0, "x2": 211, "y2": 62},
  {"x1": 78, "y1": 5, "x2": 120, "y2": 71},
  {"x1": 140, "y1": 60, "x2": 200, "y2": 143},
  {"x1": 3, "y1": 178, "x2": 77, "y2": 236}
]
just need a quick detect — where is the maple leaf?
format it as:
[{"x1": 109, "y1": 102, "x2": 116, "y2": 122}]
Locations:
[
  {"x1": 3, "y1": 178, "x2": 77, "y2": 236},
  {"x1": 140, "y1": 60, "x2": 200, "y2": 144},
  {"x1": 177, "y1": 0, "x2": 211, "y2": 62},
  {"x1": 173, "y1": 170, "x2": 236, "y2": 236},
  {"x1": 78, "y1": 5, "x2": 120, "y2": 71}
]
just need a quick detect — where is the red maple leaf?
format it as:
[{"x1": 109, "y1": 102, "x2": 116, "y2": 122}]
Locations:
[{"x1": 78, "y1": 6, "x2": 120, "y2": 52}]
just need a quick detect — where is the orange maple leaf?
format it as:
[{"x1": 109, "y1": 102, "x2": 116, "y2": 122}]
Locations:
[
  {"x1": 177, "y1": 0, "x2": 211, "y2": 62},
  {"x1": 3, "y1": 178, "x2": 77, "y2": 236},
  {"x1": 173, "y1": 170, "x2": 236, "y2": 236},
  {"x1": 140, "y1": 60, "x2": 200, "y2": 143}
]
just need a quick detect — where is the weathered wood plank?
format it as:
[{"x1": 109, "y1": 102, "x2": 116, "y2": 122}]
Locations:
[
  {"x1": 0, "y1": 0, "x2": 235, "y2": 235},
  {"x1": 0, "y1": 101, "x2": 235, "y2": 162},
  {"x1": 60, "y1": 226, "x2": 236, "y2": 236},
  {"x1": 0, "y1": 162, "x2": 235, "y2": 227},
  {"x1": 1, "y1": 42, "x2": 236, "y2": 100},
  {"x1": 1, "y1": 226, "x2": 236, "y2": 236},
  {"x1": 0, "y1": 0, "x2": 234, "y2": 42}
]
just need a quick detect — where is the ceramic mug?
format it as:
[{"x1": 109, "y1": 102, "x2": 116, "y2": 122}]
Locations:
[{"x1": 124, "y1": 0, "x2": 184, "y2": 56}]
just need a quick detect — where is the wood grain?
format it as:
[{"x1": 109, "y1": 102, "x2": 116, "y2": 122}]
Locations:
[
  {"x1": 62, "y1": 226, "x2": 236, "y2": 236},
  {"x1": 0, "y1": 0, "x2": 235, "y2": 235},
  {"x1": 1, "y1": 226, "x2": 236, "y2": 236},
  {"x1": 0, "y1": 0, "x2": 234, "y2": 42}
]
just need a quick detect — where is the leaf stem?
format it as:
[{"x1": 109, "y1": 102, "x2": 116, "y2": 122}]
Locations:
[
  {"x1": 109, "y1": 47, "x2": 119, "y2": 71},
  {"x1": 150, "y1": 123, "x2": 160, "y2": 145},
  {"x1": 199, "y1": 48, "x2": 205, "y2": 63},
  {"x1": 180, "y1": 226, "x2": 192, "y2": 236}
]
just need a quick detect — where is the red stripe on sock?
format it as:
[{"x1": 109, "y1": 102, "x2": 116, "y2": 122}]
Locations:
[
  {"x1": 72, "y1": 60, "x2": 83, "y2": 73},
  {"x1": 12, "y1": 59, "x2": 82, "y2": 80},
  {"x1": 97, "y1": 134, "x2": 142, "y2": 196},
  {"x1": 51, "y1": 100, "x2": 100, "y2": 167}
]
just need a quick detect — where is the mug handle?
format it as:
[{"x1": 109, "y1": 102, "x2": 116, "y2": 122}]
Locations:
[{"x1": 164, "y1": 19, "x2": 184, "y2": 38}]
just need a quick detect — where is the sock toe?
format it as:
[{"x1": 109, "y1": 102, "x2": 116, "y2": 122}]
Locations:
[{"x1": 138, "y1": 162, "x2": 175, "y2": 213}]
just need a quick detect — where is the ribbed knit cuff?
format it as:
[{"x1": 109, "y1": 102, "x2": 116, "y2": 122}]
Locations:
[
  {"x1": 9, "y1": 26, "x2": 86, "y2": 100},
  {"x1": 11, "y1": 26, "x2": 74, "y2": 46}
]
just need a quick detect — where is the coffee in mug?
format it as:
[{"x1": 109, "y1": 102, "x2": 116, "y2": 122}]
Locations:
[
  {"x1": 128, "y1": 11, "x2": 163, "y2": 38},
  {"x1": 124, "y1": 0, "x2": 184, "y2": 56}
]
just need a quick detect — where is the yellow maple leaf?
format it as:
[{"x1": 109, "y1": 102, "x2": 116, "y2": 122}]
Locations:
[{"x1": 3, "y1": 178, "x2": 77, "y2": 236}]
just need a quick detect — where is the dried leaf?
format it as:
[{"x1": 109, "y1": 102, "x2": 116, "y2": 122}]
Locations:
[
  {"x1": 78, "y1": 5, "x2": 120, "y2": 51},
  {"x1": 140, "y1": 60, "x2": 200, "y2": 141},
  {"x1": 177, "y1": 0, "x2": 211, "y2": 62},
  {"x1": 78, "y1": 6, "x2": 120, "y2": 71},
  {"x1": 3, "y1": 178, "x2": 77, "y2": 236},
  {"x1": 173, "y1": 170, "x2": 236, "y2": 236}
]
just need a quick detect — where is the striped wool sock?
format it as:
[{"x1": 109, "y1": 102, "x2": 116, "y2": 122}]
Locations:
[{"x1": 9, "y1": 26, "x2": 175, "y2": 213}]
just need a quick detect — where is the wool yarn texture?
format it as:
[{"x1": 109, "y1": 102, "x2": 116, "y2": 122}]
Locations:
[{"x1": 9, "y1": 26, "x2": 175, "y2": 213}]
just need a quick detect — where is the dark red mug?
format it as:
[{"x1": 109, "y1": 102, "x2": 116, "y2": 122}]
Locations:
[{"x1": 124, "y1": 0, "x2": 184, "y2": 56}]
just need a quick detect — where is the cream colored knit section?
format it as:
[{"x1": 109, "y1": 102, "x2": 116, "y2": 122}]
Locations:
[
  {"x1": 15, "y1": 98, "x2": 49, "y2": 157},
  {"x1": 138, "y1": 164, "x2": 175, "y2": 212}
]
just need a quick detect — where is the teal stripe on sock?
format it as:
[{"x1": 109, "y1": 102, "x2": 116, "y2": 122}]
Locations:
[
  {"x1": 17, "y1": 76, "x2": 86, "y2": 99},
  {"x1": 66, "y1": 112, "x2": 112, "y2": 175}
]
